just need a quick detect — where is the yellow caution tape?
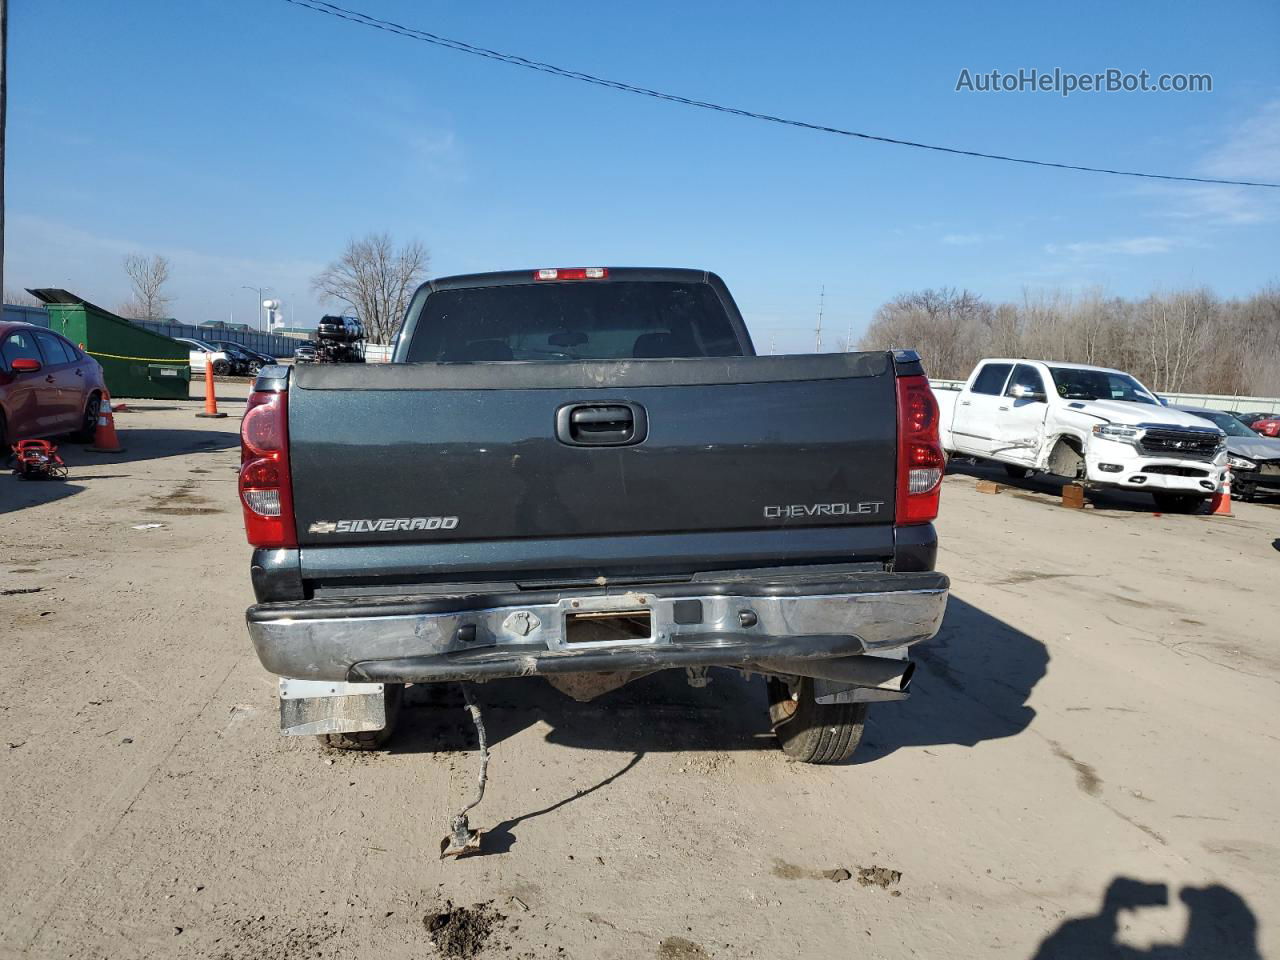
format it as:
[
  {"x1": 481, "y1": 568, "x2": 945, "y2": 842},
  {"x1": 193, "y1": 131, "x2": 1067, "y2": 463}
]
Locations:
[{"x1": 85, "y1": 350, "x2": 190, "y2": 364}]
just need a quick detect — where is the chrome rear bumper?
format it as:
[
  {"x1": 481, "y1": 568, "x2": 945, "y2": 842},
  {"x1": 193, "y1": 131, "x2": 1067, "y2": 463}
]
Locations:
[{"x1": 247, "y1": 571, "x2": 948, "y2": 683}]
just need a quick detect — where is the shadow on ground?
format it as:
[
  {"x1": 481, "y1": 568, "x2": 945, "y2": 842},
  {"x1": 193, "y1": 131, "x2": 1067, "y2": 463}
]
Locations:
[
  {"x1": 1030, "y1": 877, "x2": 1262, "y2": 959},
  {"x1": 388, "y1": 596, "x2": 1047, "y2": 769},
  {"x1": 1, "y1": 429, "x2": 238, "y2": 514},
  {"x1": 393, "y1": 668, "x2": 776, "y2": 757},
  {"x1": 947, "y1": 458, "x2": 1172, "y2": 513},
  {"x1": 855, "y1": 595, "x2": 1048, "y2": 763}
]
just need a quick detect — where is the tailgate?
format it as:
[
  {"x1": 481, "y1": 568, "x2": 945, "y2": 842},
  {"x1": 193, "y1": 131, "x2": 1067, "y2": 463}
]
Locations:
[{"x1": 288, "y1": 352, "x2": 897, "y2": 547}]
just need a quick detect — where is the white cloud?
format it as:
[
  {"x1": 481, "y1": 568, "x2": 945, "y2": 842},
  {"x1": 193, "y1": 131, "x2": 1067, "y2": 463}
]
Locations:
[
  {"x1": 1044, "y1": 236, "x2": 1181, "y2": 258},
  {"x1": 1201, "y1": 99, "x2": 1280, "y2": 182},
  {"x1": 1135, "y1": 100, "x2": 1280, "y2": 227},
  {"x1": 940, "y1": 232, "x2": 999, "y2": 246}
]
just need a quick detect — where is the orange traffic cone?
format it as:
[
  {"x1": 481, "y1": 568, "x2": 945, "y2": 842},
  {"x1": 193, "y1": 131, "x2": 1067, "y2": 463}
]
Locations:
[
  {"x1": 88, "y1": 391, "x2": 126, "y2": 453},
  {"x1": 196, "y1": 355, "x2": 227, "y2": 419},
  {"x1": 1209, "y1": 469, "x2": 1233, "y2": 516}
]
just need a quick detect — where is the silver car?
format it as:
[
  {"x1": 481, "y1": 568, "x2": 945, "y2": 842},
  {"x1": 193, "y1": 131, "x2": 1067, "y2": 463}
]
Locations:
[{"x1": 1174, "y1": 407, "x2": 1280, "y2": 501}]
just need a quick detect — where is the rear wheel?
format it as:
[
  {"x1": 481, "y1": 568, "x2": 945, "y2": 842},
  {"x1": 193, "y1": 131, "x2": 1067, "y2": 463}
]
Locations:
[
  {"x1": 211, "y1": 359, "x2": 231, "y2": 377},
  {"x1": 767, "y1": 676, "x2": 867, "y2": 764},
  {"x1": 318, "y1": 684, "x2": 404, "y2": 751},
  {"x1": 1152, "y1": 492, "x2": 1208, "y2": 514},
  {"x1": 69, "y1": 392, "x2": 101, "y2": 443}
]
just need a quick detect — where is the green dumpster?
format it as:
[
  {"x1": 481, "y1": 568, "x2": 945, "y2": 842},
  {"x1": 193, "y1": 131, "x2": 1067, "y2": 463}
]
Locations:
[{"x1": 26, "y1": 289, "x2": 191, "y2": 400}]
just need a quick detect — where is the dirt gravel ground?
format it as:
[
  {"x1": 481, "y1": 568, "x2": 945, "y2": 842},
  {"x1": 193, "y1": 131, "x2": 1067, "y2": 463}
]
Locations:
[{"x1": 2, "y1": 391, "x2": 1277, "y2": 959}]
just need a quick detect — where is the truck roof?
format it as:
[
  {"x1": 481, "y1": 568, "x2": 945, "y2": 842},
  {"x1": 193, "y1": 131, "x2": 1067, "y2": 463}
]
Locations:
[
  {"x1": 422, "y1": 266, "x2": 718, "y2": 292},
  {"x1": 979, "y1": 358, "x2": 1131, "y2": 376}
]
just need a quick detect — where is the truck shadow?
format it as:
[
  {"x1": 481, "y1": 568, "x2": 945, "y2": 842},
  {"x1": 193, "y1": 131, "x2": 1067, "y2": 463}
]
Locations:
[
  {"x1": 854, "y1": 595, "x2": 1047, "y2": 764},
  {"x1": 392, "y1": 596, "x2": 1047, "y2": 765},
  {"x1": 1029, "y1": 876, "x2": 1262, "y2": 959},
  {"x1": 394, "y1": 668, "x2": 776, "y2": 756},
  {"x1": 947, "y1": 458, "x2": 1170, "y2": 513}
]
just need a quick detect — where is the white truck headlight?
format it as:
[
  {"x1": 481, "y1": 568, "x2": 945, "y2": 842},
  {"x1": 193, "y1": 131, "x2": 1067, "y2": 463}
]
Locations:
[
  {"x1": 1091, "y1": 424, "x2": 1141, "y2": 441},
  {"x1": 1227, "y1": 454, "x2": 1256, "y2": 470}
]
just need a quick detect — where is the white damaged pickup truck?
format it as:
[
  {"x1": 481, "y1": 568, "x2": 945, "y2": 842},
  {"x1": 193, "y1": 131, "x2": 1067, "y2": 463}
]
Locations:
[{"x1": 934, "y1": 359, "x2": 1227, "y2": 512}]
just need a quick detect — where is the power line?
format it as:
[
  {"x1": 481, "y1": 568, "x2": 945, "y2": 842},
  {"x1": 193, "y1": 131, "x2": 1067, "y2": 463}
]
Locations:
[{"x1": 279, "y1": 0, "x2": 1280, "y2": 190}]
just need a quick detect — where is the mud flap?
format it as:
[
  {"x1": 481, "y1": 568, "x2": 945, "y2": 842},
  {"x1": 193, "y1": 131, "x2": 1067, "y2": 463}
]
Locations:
[{"x1": 278, "y1": 678, "x2": 387, "y2": 736}]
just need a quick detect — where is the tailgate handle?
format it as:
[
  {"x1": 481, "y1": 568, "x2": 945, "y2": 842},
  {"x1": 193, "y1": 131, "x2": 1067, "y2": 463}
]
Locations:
[{"x1": 556, "y1": 402, "x2": 648, "y2": 447}]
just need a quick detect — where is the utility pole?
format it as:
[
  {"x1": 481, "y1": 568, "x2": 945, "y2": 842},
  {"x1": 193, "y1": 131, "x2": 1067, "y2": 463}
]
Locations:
[
  {"x1": 769, "y1": 333, "x2": 776, "y2": 355},
  {"x1": 814, "y1": 285, "x2": 825, "y2": 353},
  {"x1": 1, "y1": 0, "x2": 8, "y2": 306}
]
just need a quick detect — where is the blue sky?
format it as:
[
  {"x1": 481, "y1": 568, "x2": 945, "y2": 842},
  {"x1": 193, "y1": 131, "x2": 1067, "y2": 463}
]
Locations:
[{"x1": 7, "y1": 0, "x2": 1279, "y2": 351}]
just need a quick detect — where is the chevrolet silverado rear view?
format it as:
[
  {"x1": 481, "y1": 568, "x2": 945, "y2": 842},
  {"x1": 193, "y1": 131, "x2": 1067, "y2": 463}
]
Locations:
[{"x1": 239, "y1": 267, "x2": 949, "y2": 774}]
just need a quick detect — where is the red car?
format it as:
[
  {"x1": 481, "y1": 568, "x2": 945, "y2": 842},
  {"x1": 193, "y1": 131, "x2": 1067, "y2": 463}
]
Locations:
[
  {"x1": 0, "y1": 321, "x2": 107, "y2": 449},
  {"x1": 1252, "y1": 418, "x2": 1280, "y2": 438}
]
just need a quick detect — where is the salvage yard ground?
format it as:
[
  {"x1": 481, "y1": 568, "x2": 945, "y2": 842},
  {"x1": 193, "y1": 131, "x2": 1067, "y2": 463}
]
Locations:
[{"x1": 2, "y1": 390, "x2": 1277, "y2": 959}]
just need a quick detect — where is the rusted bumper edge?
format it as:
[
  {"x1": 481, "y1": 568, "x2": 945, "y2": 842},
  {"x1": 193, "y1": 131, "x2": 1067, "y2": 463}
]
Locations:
[{"x1": 245, "y1": 571, "x2": 949, "y2": 684}]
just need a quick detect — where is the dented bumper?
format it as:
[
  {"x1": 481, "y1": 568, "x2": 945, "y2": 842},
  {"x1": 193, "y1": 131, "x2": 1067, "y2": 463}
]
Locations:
[{"x1": 246, "y1": 571, "x2": 949, "y2": 684}]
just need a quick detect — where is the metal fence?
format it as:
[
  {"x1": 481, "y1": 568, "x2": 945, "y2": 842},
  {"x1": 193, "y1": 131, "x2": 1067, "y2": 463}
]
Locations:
[
  {"x1": 4, "y1": 304, "x2": 300, "y2": 358},
  {"x1": 128, "y1": 319, "x2": 299, "y2": 358},
  {"x1": 3, "y1": 304, "x2": 51, "y2": 327}
]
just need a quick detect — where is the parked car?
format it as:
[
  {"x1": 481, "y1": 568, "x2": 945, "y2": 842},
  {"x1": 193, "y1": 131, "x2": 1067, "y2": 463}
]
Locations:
[
  {"x1": 293, "y1": 342, "x2": 317, "y2": 363},
  {"x1": 173, "y1": 337, "x2": 232, "y2": 376},
  {"x1": 1249, "y1": 416, "x2": 1280, "y2": 438},
  {"x1": 934, "y1": 359, "x2": 1228, "y2": 513},
  {"x1": 214, "y1": 342, "x2": 277, "y2": 370},
  {"x1": 238, "y1": 267, "x2": 949, "y2": 765},
  {"x1": 1235, "y1": 412, "x2": 1279, "y2": 430},
  {"x1": 0, "y1": 321, "x2": 107, "y2": 448},
  {"x1": 1174, "y1": 407, "x2": 1280, "y2": 501},
  {"x1": 208, "y1": 340, "x2": 269, "y2": 376}
]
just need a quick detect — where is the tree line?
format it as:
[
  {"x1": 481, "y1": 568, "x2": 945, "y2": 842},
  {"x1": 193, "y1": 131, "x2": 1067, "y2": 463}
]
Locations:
[{"x1": 857, "y1": 285, "x2": 1280, "y2": 397}]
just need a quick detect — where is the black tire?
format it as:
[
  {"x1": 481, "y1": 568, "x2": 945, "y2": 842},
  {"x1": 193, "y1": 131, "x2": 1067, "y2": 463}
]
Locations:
[
  {"x1": 247, "y1": 361, "x2": 262, "y2": 376},
  {"x1": 767, "y1": 676, "x2": 868, "y2": 764},
  {"x1": 1233, "y1": 483, "x2": 1256, "y2": 503},
  {"x1": 318, "y1": 684, "x2": 404, "y2": 751},
  {"x1": 1003, "y1": 464, "x2": 1033, "y2": 479},
  {"x1": 69, "y1": 392, "x2": 101, "y2": 443},
  {"x1": 211, "y1": 359, "x2": 231, "y2": 377},
  {"x1": 1152, "y1": 492, "x2": 1208, "y2": 514}
]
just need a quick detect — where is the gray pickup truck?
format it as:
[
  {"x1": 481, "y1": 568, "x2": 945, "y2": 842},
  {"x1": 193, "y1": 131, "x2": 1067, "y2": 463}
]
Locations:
[{"x1": 238, "y1": 267, "x2": 949, "y2": 768}]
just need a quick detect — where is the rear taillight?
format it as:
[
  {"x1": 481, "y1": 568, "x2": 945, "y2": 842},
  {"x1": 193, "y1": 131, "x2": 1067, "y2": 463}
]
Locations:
[
  {"x1": 239, "y1": 390, "x2": 296, "y2": 547},
  {"x1": 534, "y1": 267, "x2": 608, "y2": 281},
  {"x1": 896, "y1": 375, "x2": 944, "y2": 524}
]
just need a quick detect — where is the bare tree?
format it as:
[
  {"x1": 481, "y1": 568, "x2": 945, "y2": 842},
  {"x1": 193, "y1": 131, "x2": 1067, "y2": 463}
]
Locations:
[
  {"x1": 859, "y1": 283, "x2": 1280, "y2": 397},
  {"x1": 859, "y1": 288, "x2": 993, "y2": 379},
  {"x1": 121, "y1": 253, "x2": 173, "y2": 321},
  {"x1": 312, "y1": 233, "x2": 429, "y2": 345},
  {"x1": 3, "y1": 286, "x2": 38, "y2": 306}
]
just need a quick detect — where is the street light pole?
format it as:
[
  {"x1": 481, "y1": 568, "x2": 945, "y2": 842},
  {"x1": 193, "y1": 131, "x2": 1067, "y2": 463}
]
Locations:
[
  {"x1": 241, "y1": 285, "x2": 271, "y2": 332},
  {"x1": 1, "y1": 0, "x2": 9, "y2": 306}
]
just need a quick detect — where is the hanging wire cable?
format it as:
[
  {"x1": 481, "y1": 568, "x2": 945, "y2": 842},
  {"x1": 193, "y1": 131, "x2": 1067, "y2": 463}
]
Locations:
[{"x1": 279, "y1": 0, "x2": 1279, "y2": 189}]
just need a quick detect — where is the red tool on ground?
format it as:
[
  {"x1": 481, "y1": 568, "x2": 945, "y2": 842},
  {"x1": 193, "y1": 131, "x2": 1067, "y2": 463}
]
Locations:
[{"x1": 10, "y1": 439, "x2": 69, "y2": 480}]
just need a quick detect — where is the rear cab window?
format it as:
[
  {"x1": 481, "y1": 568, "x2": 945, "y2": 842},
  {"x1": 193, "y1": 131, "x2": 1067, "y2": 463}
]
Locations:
[
  {"x1": 404, "y1": 279, "x2": 747, "y2": 362},
  {"x1": 970, "y1": 362, "x2": 1013, "y2": 395}
]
